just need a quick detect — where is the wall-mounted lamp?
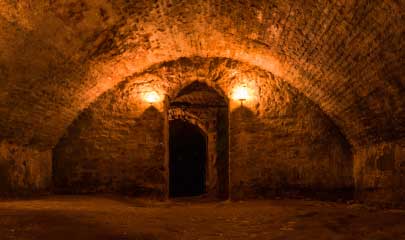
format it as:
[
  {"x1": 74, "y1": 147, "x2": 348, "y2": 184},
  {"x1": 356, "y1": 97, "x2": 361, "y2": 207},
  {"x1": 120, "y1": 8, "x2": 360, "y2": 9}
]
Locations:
[
  {"x1": 232, "y1": 85, "x2": 250, "y2": 105},
  {"x1": 143, "y1": 91, "x2": 161, "y2": 104}
]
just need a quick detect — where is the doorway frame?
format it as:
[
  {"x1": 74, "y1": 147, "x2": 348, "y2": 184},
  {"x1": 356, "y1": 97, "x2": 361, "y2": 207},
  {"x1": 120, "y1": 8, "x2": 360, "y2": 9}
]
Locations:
[{"x1": 163, "y1": 85, "x2": 230, "y2": 200}]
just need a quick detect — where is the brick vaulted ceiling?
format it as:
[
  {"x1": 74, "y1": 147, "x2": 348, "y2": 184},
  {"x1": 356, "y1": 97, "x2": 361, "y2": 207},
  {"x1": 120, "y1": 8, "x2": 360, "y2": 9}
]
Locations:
[{"x1": 0, "y1": 0, "x2": 403, "y2": 150}]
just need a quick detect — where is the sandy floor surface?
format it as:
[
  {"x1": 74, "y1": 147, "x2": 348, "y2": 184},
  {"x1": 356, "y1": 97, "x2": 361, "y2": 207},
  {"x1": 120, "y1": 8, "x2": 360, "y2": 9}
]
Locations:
[{"x1": 0, "y1": 195, "x2": 404, "y2": 240}]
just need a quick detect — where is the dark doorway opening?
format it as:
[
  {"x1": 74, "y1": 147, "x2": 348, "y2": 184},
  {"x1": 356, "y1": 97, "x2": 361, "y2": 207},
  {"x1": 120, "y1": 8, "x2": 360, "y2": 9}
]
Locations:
[{"x1": 169, "y1": 119, "x2": 207, "y2": 197}]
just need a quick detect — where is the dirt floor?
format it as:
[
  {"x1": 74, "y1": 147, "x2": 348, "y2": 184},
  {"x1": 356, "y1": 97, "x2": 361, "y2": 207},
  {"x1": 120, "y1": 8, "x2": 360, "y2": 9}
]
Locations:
[{"x1": 0, "y1": 196, "x2": 405, "y2": 240}]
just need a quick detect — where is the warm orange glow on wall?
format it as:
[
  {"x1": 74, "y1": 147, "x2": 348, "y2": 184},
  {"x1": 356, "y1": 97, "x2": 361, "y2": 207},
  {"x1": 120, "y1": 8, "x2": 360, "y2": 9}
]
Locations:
[
  {"x1": 143, "y1": 91, "x2": 160, "y2": 103},
  {"x1": 232, "y1": 85, "x2": 250, "y2": 102}
]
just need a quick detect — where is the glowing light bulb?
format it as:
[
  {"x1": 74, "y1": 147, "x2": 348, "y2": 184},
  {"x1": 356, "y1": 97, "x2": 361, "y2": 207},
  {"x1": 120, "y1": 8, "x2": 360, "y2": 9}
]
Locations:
[
  {"x1": 144, "y1": 91, "x2": 160, "y2": 103},
  {"x1": 232, "y1": 86, "x2": 249, "y2": 102}
]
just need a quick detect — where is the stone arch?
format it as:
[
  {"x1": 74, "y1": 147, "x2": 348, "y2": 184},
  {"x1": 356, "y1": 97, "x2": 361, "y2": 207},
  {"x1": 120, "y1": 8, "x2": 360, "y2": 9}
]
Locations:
[
  {"x1": 51, "y1": 56, "x2": 353, "y2": 199},
  {"x1": 168, "y1": 108, "x2": 209, "y2": 136}
]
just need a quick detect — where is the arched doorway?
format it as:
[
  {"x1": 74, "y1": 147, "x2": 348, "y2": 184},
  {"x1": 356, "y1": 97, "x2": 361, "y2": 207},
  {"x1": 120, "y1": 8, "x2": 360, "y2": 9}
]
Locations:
[
  {"x1": 169, "y1": 119, "x2": 207, "y2": 197},
  {"x1": 168, "y1": 81, "x2": 229, "y2": 199}
]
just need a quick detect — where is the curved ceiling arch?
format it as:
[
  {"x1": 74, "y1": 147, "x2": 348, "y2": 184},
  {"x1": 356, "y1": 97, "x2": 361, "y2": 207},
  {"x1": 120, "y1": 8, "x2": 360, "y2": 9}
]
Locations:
[{"x1": 0, "y1": 0, "x2": 403, "y2": 149}]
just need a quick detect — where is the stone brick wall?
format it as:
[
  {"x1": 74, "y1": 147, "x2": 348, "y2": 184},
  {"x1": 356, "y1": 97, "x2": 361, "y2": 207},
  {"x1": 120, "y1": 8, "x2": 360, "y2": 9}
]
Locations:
[
  {"x1": 53, "y1": 86, "x2": 166, "y2": 197},
  {"x1": 354, "y1": 139, "x2": 405, "y2": 207},
  {"x1": 53, "y1": 57, "x2": 353, "y2": 199},
  {"x1": 0, "y1": 141, "x2": 51, "y2": 196},
  {"x1": 229, "y1": 77, "x2": 353, "y2": 199},
  {"x1": 0, "y1": 1, "x2": 402, "y2": 203}
]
